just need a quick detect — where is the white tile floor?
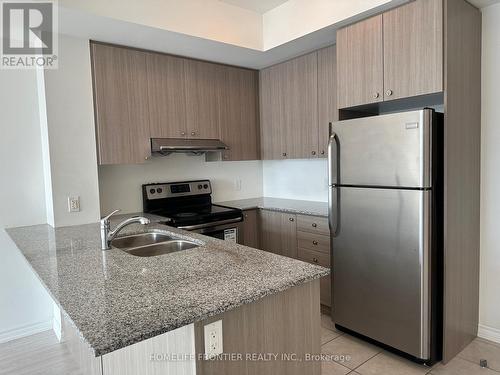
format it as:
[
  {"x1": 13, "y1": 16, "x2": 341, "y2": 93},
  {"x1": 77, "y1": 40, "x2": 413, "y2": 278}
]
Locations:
[
  {"x1": 1, "y1": 318, "x2": 499, "y2": 375},
  {"x1": 320, "y1": 314, "x2": 500, "y2": 375}
]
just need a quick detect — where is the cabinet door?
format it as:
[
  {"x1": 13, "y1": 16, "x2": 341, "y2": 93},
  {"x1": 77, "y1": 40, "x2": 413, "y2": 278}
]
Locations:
[
  {"x1": 184, "y1": 59, "x2": 220, "y2": 139},
  {"x1": 283, "y1": 52, "x2": 319, "y2": 159},
  {"x1": 337, "y1": 15, "x2": 384, "y2": 109},
  {"x1": 259, "y1": 210, "x2": 297, "y2": 258},
  {"x1": 146, "y1": 53, "x2": 187, "y2": 139},
  {"x1": 259, "y1": 65, "x2": 286, "y2": 160},
  {"x1": 383, "y1": 0, "x2": 443, "y2": 101},
  {"x1": 91, "y1": 43, "x2": 151, "y2": 165},
  {"x1": 317, "y1": 45, "x2": 337, "y2": 157},
  {"x1": 219, "y1": 67, "x2": 260, "y2": 161},
  {"x1": 280, "y1": 212, "x2": 297, "y2": 259},
  {"x1": 259, "y1": 209, "x2": 280, "y2": 254},
  {"x1": 241, "y1": 209, "x2": 260, "y2": 248}
]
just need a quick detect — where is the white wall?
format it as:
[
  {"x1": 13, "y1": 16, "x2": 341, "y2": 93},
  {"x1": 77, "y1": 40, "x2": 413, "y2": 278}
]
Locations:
[
  {"x1": 41, "y1": 34, "x2": 101, "y2": 227},
  {"x1": 59, "y1": 0, "x2": 263, "y2": 50},
  {"x1": 263, "y1": 159, "x2": 328, "y2": 202},
  {"x1": 262, "y1": 0, "x2": 392, "y2": 50},
  {"x1": 0, "y1": 68, "x2": 53, "y2": 342},
  {"x1": 98, "y1": 156, "x2": 263, "y2": 214},
  {"x1": 479, "y1": 2, "x2": 500, "y2": 343}
]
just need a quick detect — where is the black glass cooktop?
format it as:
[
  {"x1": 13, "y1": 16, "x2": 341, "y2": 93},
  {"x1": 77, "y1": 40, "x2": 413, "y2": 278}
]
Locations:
[{"x1": 152, "y1": 204, "x2": 243, "y2": 227}]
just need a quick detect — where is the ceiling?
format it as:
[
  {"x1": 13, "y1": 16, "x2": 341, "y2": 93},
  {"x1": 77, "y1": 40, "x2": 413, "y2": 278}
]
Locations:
[
  {"x1": 219, "y1": 0, "x2": 289, "y2": 13},
  {"x1": 467, "y1": 0, "x2": 500, "y2": 7},
  {"x1": 59, "y1": 0, "x2": 408, "y2": 69}
]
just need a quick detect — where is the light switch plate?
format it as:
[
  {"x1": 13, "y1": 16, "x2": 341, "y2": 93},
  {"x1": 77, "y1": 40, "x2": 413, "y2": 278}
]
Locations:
[
  {"x1": 68, "y1": 196, "x2": 80, "y2": 213},
  {"x1": 234, "y1": 179, "x2": 242, "y2": 191},
  {"x1": 204, "y1": 320, "x2": 223, "y2": 359}
]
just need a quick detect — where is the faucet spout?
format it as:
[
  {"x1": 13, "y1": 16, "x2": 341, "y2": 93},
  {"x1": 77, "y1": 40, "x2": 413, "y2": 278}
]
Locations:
[{"x1": 100, "y1": 210, "x2": 151, "y2": 250}]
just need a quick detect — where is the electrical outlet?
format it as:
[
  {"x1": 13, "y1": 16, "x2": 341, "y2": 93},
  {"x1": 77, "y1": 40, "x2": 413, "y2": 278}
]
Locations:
[
  {"x1": 204, "y1": 320, "x2": 223, "y2": 359},
  {"x1": 68, "y1": 196, "x2": 80, "y2": 213}
]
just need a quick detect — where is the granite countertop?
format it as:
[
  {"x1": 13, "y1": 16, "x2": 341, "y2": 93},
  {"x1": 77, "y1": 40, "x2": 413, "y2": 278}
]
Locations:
[
  {"x1": 217, "y1": 197, "x2": 329, "y2": 217},
  {"x1": 6, "y1": 221, "x2": 328, "y2": 357}
]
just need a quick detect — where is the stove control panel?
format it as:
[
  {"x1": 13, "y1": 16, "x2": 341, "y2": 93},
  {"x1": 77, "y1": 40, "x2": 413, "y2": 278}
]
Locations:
[{"x1": 144, "y1": 180, "x2": 212, "y2": 200}]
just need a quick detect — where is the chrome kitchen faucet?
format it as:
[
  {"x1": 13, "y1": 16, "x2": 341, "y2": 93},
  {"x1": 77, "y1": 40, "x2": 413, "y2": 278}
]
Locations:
[{"x1": 100, "y1": 209, "x2": 150, "y2": 250}]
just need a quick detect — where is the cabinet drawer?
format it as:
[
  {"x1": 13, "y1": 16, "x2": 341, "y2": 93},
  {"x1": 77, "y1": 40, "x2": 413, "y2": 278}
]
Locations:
[
  {"x1": 297, "y1": 231, "x2": 330, "y2": 254},
  {"x1": 297, "y1": 215, "x2": 329, "y2": 235},
  {"x1": 297, "y1": 247, "x2": 330, "y2": 268}
]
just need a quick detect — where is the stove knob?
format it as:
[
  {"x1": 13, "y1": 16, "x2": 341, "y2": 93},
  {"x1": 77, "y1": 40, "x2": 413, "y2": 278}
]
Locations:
[
  {"x1": 149, "y1": 189, "x2": 155, "y2": 194},
  {"x1": 203, "y1": 184, "x2": 209, "y2": 189},
  {"x1": 198, "y1": 184, "x2": 203, "y2": 190},
  {"x1": 157, "y1": 188, "x2": 163, "y2": 193}
]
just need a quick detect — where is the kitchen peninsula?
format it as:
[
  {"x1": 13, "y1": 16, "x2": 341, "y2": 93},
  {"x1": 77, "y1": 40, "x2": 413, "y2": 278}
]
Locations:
[{"x1": 6, "y1": 220, "x2": 328, "y2": 375}]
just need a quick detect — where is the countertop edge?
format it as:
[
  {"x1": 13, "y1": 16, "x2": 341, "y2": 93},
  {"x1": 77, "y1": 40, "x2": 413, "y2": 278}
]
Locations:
[{"x1": 216, "y1": 197, "x2": 329, "y2": 218}]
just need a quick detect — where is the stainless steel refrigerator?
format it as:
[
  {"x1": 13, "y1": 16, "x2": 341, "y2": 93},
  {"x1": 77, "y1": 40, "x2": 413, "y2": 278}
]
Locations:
[{"x1": 328, "y1": 109, "x2": 443, "y2": 363}]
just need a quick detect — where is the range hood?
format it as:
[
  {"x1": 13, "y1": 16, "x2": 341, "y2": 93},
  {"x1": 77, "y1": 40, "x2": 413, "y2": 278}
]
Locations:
[{"x1": 151, "y1": 138, "x2": 229, "y2": 155}]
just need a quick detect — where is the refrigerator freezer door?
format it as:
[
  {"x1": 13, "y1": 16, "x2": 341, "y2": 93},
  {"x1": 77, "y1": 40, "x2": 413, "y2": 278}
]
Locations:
[
  {"x1": 330, "y1": 186, "x2": 432, "y2": 359},
  {"x1": 329, "y1": 109, "x2": 433, "y2": 188}
]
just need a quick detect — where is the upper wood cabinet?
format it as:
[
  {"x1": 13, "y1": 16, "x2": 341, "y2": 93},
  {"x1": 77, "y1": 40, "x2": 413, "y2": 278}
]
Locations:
[
  {"x1": 184, "y1": 59, "x2": 220, "y2": 139},
  {"x1": 146, "y1": 53, "x2": 187, "y2": 139},
  {"x1": 317, "y1": 45, "x2": 337, "y2": 157},
  {"x1": 283, "y1": 53, "x2": 319, "y2": 159},
  {"x1": 91, "y1": 42, "x2": 260, "y2": 164},
  {"x1": 218, "y1": 66, "x2": 260, "y2": 161},
  {"x1": 383, "y1": 0, "x2": 443, "y2": 100},
  {"x1": 91, "y1": 43, "x2": 151, "y2": 165},
  {"x1": 260, "y1": 63, "x2": 286, "y2": 160},
  {"x1": 337, "y1": 0, "x2": 443, "y2": 108},
  {"x1": 260, "y1": 51, "x2": 323, "y2": 160},
  {"x1": 337, "y1": 15, "x2": 384, "y2": 109}
]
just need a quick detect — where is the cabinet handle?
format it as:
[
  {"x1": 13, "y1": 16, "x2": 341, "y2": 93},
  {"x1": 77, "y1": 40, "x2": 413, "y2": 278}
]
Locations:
[
  {"x1": 386, "y1": 89, "x2": 393, "y2": 97},
  {"x1": 282, "y1": 152, "x2": 287, "y2": 157},
  {"x1": 320, "y1": 150, "x2": 325, "y2": 155},
  {"x1": 289, "y1": 217, "x2": 294, "y2": 222},
  {"x1": 311, "y1": 151, "x2": 316, "y2": 155},
  {"x1": 312, "y1": 240, "x2": 318, "y2": 245},
  {"x1": 191, "y1": 131, "x2": 197, "y2": 136},
  {"x1": 180, "y1": 131, "x2": 186, "y2": 136},
  {"x1": 313, "y1": 258, "x2": 318, "y2": 263},
  {"x1": 145, "y1": 156, "x2": 150, "y2": 160},
  {"x1": 373, "y1": 92, "x2": 380, "y2": 99},
  {"x1": 312, "y1": 223, "x2": 317, "y2": 228}
]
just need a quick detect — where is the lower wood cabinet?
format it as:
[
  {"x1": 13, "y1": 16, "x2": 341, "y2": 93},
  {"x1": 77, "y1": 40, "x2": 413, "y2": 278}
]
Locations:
[
  {"x1": 259, "y1": 210, "x2": 297, "y2": 259},
  {"x1": 240, "y1": 209, "x2": 260, "y2": 248},
  {"x1": 296, "y1": 215, "x2": 331, "y2": 307},
  {"x1": 249, "y1": 210, "x2": 332, "y2": 307}
]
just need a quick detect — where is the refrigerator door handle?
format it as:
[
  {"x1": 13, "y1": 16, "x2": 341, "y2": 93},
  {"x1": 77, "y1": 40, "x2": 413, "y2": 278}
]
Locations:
[
  {"x1": 329, "y1": 186, "x2": 340, "y2": 237},
  {"x1": 328, "y1": 124, "x2": 340, "y2": 186},
  {"x1": 328, "y1": 123, "x2": 340, "y2": 237}
]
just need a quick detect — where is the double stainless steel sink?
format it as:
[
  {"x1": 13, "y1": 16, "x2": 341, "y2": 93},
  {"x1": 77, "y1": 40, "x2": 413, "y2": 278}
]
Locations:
[{"x1": 111, "y1": 231, "x2": 199, "y2": 257}]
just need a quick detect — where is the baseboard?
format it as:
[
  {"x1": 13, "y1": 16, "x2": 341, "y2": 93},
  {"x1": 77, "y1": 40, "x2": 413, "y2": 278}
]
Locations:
[
  {"x1": 0, "y1": 320, "x2": 52, "y2": 344},
  {"x1": 478, "y1": 324, "x2": 500, "y2": 344}
]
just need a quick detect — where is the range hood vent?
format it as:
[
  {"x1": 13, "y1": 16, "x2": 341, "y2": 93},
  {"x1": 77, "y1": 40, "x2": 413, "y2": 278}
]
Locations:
[{"x1": 151, "y1": 138, "x2": 229, "y2": 156}]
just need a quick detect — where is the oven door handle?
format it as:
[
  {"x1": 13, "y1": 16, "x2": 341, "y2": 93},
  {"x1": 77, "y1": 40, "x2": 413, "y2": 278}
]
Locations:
[{"x1": 177, "y1": 217, "x2": 243, "y2": 230}]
